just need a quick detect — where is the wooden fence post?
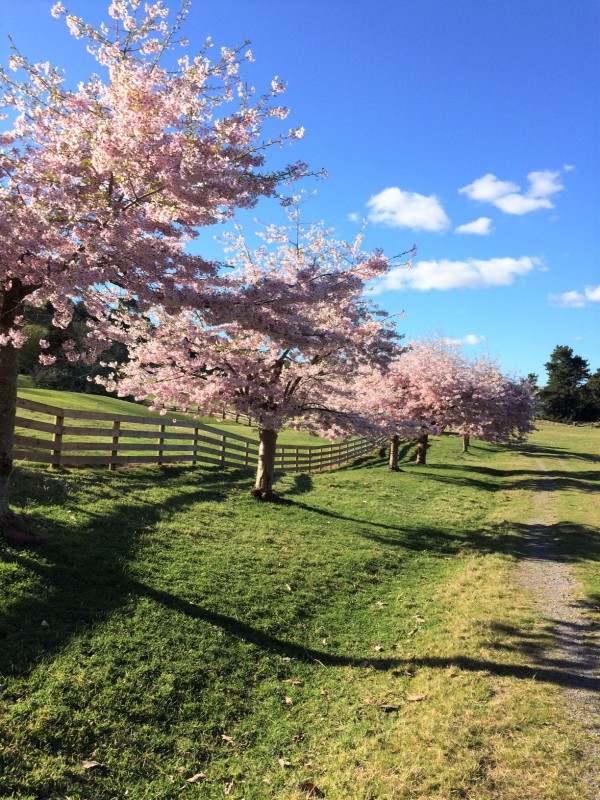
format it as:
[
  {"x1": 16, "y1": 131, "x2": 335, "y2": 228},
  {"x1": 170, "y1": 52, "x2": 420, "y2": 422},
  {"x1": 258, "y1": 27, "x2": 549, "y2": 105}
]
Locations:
[
  {"x1": 220, "y1": 435, "x2": 226, "y2": 466},
  {"x1": 244, "y1": 441, "x2": 250, "y2": 467},
  {"x1": 51, "y1": 413, "x2": 64, "y2": 468},
  {"x1": 109, "y1": 420, "x2": 120, "y2": 471},
  {"x1": 157, "y1": 423, "x2": 166, "y2": 465},
  {"x1": 192, "y1": 426, "x2": 199, "y2": 466}
]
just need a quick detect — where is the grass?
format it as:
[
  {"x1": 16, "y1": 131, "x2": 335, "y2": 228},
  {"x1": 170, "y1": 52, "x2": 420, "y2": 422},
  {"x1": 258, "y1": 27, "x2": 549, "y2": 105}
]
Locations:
[
  {"x1": 0, "y1": 424, "x2": 598, "y2": 799},
  {"x1": 15, "y1": 379, "x2": 329, "y2": 447}
]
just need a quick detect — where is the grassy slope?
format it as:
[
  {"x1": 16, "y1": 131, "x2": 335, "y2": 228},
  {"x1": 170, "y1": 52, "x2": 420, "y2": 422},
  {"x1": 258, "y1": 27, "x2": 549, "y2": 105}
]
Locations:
[
  {"x1": 15, "y1": 381, "x2": 328, "y2": 447},
  {"x1": 0, "y1": 426, "x2": 598, "y2": 799}
]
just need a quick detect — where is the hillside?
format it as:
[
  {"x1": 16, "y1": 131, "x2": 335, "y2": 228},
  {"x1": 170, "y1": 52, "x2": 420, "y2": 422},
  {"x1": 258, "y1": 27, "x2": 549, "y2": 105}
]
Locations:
[{"x1": 16, "y1": 379, "x2": 329, "y2": 447}]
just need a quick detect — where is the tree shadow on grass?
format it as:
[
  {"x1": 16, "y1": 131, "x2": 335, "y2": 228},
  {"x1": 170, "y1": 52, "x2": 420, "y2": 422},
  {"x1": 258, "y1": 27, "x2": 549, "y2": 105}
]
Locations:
[
  {"x1": 84, "y1": 577, "x2": 600, "y2": 694},
  {"x1": 427, "y1": 470, "x2": 599, "y2": 492},
  {"x1": 280, "y1": 473, "x2": 313, "y2": 496},
  {"x1": 418, "y1": 468, "x2": 597, "y2": 495},
  {"x1": 518, "y1": 440, "x2": 600, "y2": 464},
  {"x1": 0, "y1": 464, "x2": 255, "y2": 679},
  {"x1": 1, "y1": 460, "x2": 597, "y2": 693},
  {"x1": 275, "y1": 492, "x2": 599, "y2": 566},
  {"x1": 333, "y1": 441, "x2": 418, "y2": 472}
]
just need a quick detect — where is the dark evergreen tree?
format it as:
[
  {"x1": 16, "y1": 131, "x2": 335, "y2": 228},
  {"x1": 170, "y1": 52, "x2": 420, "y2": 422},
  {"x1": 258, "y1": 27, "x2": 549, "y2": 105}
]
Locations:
[
  {"x1": 540, "y1": 345, "x2": 590, "y2": 422},
  {"x1": 525, "y1": 373, "x2": 539, "y2": 387},
  {"x1": 580, "y1": 368, "x2": 600, "y2": 422}
]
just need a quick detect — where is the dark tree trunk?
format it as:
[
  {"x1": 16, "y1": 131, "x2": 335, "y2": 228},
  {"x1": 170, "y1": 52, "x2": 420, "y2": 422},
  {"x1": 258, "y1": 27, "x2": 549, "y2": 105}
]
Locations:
[
  {"x1": 389, "y1": 435, "x2": 400, "y2": 471},
  {"x1": 0, "y1": 283, "x2": 26, "y2": 529},
  {"x1": 252, "y1": 428, "x2": 278, "y2": 500},
  {"x1": 415, "y1": 434, "x2": 428, "y2": 465},
  {"x1": 0, "y1": 341, "x2": 19, "y2": 525},
  {"x1": 463, "y1": 434, "x2": 470, "y2": 453}
]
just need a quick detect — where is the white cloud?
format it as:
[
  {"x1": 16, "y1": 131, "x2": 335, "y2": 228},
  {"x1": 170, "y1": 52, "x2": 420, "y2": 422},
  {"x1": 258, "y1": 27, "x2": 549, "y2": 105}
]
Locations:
[
  {"x1": 367, "y1": 187, "x2": 450, "y2": 233},
  {"x1": 368, "y1": 256, "x2": 539, "y2": 294},
  {"x1": 527, "y1": 170, "x2": 563, "y2": 199},
  {"x1": 493, "y1": 193, "x2": 554, "y2": 214},
  {"x1": 445, "y1": 334, "x2": 487, "y2": 346},
  {"x1": 585, "y1": 285, "x2": 600, "y2": 302},
  {"x1": 348, "y1": 212, "x2": 360, "y2": 223},
  {"x1": 459, "y1": 169, "x2": 564, "y2": 216},
  {"x1": 459, "y1": 174, "x2": 519, "y2": 203},
  {"x1": 550, "y1": 285, "x2": 600, "y2": 308},
  {"x1": 455, "y1": 217, "x2": 492, "y2": 235}
]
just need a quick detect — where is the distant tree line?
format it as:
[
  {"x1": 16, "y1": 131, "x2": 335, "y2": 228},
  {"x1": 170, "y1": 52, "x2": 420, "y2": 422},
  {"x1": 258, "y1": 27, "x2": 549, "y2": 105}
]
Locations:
[{"x1": 534, "y1": 345, "x2": 600, "y2": 423}]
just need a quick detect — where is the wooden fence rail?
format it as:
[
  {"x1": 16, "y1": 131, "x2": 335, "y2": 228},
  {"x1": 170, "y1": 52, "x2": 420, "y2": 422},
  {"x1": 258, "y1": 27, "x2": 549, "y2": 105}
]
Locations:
[{"x1": 14, "y1": 398, "x2": 382, "y2": 474}]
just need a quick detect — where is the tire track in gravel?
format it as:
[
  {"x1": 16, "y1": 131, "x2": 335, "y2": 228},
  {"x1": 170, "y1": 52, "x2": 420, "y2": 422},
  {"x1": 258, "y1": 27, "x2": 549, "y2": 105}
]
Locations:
[{"x1": 518, "y1": 457, "x2": 599, "y2": 795}]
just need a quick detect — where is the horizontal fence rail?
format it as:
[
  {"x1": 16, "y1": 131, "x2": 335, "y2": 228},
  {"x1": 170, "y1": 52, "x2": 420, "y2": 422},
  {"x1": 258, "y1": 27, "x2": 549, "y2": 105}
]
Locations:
[{"x1": 14, "y1": 398, "x2": 382, "y2": 474}]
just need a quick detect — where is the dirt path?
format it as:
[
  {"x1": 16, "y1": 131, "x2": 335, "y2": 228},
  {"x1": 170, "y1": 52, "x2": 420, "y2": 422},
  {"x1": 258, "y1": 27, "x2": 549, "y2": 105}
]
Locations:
[{"x1": 518, "y1": 457, "x2": 599, "y2": 795}]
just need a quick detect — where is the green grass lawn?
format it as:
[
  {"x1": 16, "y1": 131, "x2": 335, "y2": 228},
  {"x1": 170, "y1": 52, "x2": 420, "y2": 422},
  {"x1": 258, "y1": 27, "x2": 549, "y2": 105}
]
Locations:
[
  {"x1": 0, "y1": 424, "x2": 598, "y2": 799},
  {"x1": 15, "y1": 379, "x2": 329, "y2": 447}
]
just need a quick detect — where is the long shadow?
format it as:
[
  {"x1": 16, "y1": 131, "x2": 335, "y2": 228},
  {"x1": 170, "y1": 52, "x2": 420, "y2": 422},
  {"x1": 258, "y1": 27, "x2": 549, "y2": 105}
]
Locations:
[
  {"x1": 0, "y1": 464, "x2": 255, "y2": 679},
  {"x1": 518, "y1": 441, "x2": 599, "y2": 464},
  {"x1": 3, "y1": 545, "x2": 599, "y2": 696},
  {"x1": 94, "y1": 579, "x2": 600, "y2": 693},
  {"x1": 333, "y1": 451, "x2": 387, "y2": 472},
  {"x1": 275, "y1": 493, "x2": 599, "y2": 565},
  {"x1": 420, "y1": 470, "x2": 598, "y2": 495},
  {"x1": 437, "y1": 463, "x2": 599, "y2": 482}
]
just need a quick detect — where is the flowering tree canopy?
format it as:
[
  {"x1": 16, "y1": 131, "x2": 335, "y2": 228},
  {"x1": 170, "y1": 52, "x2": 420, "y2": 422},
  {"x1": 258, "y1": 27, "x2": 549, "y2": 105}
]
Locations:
[
  {"x1": 106, "y1": 210, "x2": 409, "y2": 497},
  {"x1": 0, "y1": 0, "x2": 308, "y2": 526},
  {"x1": 454, "y1": 357, "x2": 536, "y2": 447},
  {"x1": 350, "y1": 338, "x2": 535, "y2": 467}
]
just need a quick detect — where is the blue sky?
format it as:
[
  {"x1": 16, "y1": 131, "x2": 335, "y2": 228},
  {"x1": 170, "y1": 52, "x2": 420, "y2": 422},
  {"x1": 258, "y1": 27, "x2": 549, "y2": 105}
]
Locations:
[{"x1": 1, "y1": 0, "x2": 598, "y2": 382}]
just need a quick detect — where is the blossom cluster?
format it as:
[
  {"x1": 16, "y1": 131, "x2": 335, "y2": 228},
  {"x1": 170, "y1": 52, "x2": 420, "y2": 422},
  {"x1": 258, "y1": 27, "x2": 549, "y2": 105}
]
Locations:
[{"x1": 0, "y1": 0, "x2": 307, "y2": 353}]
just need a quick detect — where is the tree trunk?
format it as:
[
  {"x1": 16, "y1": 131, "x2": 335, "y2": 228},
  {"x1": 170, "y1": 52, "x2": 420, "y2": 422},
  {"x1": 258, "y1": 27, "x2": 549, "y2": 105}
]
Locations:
[
  {"x1": 0, "y1": 282, "x2": 26, "y2": 529},
  {"x1": 463, "y1": 434, "x2": 470, "y2": 452},
  {"x1": 0, "y1": 339, "x2": 19, "y2": 527},
  {"x1": 252, "y1": 428, "x2": 278, "y2": 500},
  {"x1": 389, "y1": 434, "x2": 400, "y2": 471},
  {"x1": 415, "y1": 433, "x2": 428, "y2": 465}
]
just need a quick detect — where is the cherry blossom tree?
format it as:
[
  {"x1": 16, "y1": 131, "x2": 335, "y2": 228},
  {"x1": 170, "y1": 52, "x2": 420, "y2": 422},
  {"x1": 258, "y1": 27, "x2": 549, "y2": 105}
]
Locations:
[
  {"x1": 0, "y1": 0, "x2": 308, "y2": 529},
  {"x1": 454, "y1": 358, "x2": 536, "y2": 451},
  {"x1": 347, "y1": 365, "x2": 420, "y2": 470},
  {"x1": 381, "y1": 338, "x2": 471, "y2": 466},
  {"x1": 105, "y1": 212, "x2": 408, "y2": 498},
  {"x1": 351, "y1": 339, "x2": 535, "y2": 468}
]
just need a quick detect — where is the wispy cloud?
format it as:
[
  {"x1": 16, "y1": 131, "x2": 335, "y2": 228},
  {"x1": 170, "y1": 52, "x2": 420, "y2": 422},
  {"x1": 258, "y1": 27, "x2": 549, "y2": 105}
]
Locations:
[
  {"x1": 459, "y1": 170, "x2": 564, "y2": 215},
  {"x1": 368, "y1": 256, "x2": 539, "y2": 294},
  {"x1": 550, "y1": 285, "x2": 600, "y2": 308},
  {"x1": 444, "y1": 334, "x2": 487, "y2": 346},
  {"x1": 455, "y1": 217, "x2": 492, "y2": 235},
  {"x1": 347, "y1": 212, "x2": 360, "y2": 223},
  {"x1": 367, "y1": 187, "x2": 450, "y2": 232}
]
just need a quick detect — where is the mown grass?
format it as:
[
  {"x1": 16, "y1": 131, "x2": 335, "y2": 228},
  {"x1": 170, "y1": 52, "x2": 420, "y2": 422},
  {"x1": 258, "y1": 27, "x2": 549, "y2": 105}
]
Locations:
[
  {"x1": 0, "y1": 427, "x2": 598, "y2": 799},
  {"x1": 15, "y1": 379, "x2": 328, "y2": 446}
]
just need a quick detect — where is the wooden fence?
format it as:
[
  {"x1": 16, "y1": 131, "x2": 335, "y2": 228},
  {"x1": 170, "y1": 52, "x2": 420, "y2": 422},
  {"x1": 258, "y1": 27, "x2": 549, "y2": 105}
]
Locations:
[{"x1": 14, "y1": 398, "x2": 382, "y2": 473}]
